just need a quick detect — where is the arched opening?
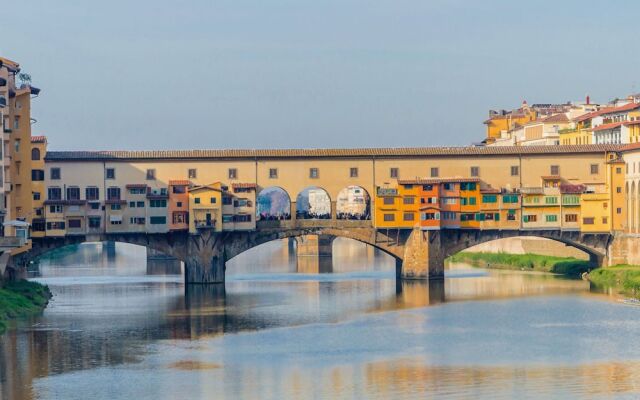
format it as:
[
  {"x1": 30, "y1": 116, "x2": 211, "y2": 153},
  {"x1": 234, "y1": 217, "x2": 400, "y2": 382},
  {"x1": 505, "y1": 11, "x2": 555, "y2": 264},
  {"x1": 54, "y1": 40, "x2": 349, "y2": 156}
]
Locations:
[
  {"x1": 31, "y1": 147, "x2": 40, "y2": 160},
  {"x1": 256, "y1": 186, "x2": 291, "y2": 220},
  {"x1": 336, "y1": 186, "x2": 371, "y2": 220},
  {"x1": 296, "y1": 186, "x2": 331, "y2": 219},
  {"x1": 446, "y1": 236, "x2": 595, "y2": 276},
  {"x1": 632, "y1": 181, "x2": 637, "y2": 233}
]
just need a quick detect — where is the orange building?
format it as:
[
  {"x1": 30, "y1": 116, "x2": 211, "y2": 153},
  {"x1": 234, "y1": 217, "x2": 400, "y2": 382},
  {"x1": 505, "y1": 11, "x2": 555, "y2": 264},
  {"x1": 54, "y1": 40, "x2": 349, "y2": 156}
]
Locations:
[{"x1": 168, "y1": 180, "x2": 190, "y2": 230}]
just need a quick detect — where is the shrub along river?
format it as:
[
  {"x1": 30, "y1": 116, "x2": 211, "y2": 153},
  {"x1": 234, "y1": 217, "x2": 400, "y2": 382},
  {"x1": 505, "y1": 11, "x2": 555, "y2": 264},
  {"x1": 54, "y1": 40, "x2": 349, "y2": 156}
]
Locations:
[{"x1": 1, "y1": 239, "x2": 639, "y2": 399}]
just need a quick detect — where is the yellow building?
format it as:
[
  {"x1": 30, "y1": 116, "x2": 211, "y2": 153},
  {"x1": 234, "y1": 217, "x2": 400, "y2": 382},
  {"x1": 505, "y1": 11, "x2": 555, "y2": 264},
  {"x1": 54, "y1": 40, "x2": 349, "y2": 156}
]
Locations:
[
  {"x1": 580, "y1": 193, "x2": 611, "y2": 232},
  {"x1": 188, "y1": 183, "x2": 224, "y2": 233},
  {"x1": 484, "y1": 102, "x2": 537, "y2": 141},
  {"x1": 459, "y1": 181, "x2": 480, "y2": 228},
  {"x1": 30, "y1": 136, "x2": 47, "y2": 237},
  {"x1": 608, "y1": 156, "x2": 626, "y2": 231},
  {"x1": 374, "y1": 183, "x2": 420, "y2": 229}
]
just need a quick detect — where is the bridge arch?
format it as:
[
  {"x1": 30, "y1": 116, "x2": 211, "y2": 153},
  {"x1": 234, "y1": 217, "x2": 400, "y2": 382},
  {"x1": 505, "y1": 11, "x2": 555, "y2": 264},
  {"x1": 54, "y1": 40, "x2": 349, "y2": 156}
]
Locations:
[
  {"x1": 336, "y1": 185, "x2": 371, "y2": 220},
  {"x1": 256, "y1": 186, "x2": 292, "y2": 221},
  {"x1": 295, "y1": 186, "x2": 332, "y2": 220}
]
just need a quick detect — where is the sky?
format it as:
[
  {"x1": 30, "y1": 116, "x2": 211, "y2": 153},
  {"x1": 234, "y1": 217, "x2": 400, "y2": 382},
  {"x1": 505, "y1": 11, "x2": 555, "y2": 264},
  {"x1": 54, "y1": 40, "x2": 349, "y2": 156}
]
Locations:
[{"x1": 2, "y1": 0, "x2": 640, "y2": 151}]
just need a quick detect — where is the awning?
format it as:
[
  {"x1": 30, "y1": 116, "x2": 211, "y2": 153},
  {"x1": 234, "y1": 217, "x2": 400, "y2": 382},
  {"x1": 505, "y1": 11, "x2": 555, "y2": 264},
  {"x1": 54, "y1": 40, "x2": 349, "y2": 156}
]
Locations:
[
  {"x1": 3, "y1": 220, "x2": 30, "y2": 227},
  {"x1": 109, "y1": 215, "x2": 123, "y2": 222}
]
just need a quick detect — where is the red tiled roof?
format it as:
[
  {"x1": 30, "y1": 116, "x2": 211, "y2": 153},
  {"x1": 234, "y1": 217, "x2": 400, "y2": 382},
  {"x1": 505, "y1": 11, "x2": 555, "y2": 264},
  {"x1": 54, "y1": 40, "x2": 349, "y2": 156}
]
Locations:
[
  {"x1": 601, "y1": 102, "x2": 640, "y2": 115},
  {"x1": 125, "y1": 184, "x2": 148, "y2": 189},
  {"x1": 560, "y1": 184, "x2": 585, "y2": 194},
  {"x1": 397, "y1": 177, "x2": 481, "y2": 185},
  {"x1": 44, "y1": 145, "x2": 624, "y2": 161},
  {"x1": 169, "y1": 180, "x2": 191, "y2": 186},
  {"x1": 30, "y1": 135, "x2": 47, "y2": 143},
  {"x1": 480, "y1": 188, "x2": 501, "y2": 194},
  {"x1": 541, "y1": 175, "x2": 561, "y2": 180},
  {"x1": 592, "y1": 122, "x2": 624, "y2": 132},
  {"x1": 541, "y1": 113, "x2": 569, "y2": 123}
]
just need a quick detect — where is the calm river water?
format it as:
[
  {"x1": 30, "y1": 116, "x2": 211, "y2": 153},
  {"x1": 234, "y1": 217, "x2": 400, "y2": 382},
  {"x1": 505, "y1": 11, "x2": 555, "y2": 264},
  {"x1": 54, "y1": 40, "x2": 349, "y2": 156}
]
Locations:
[{"x1": 1, "y1": 239, "x2": 640, "y2": 399}]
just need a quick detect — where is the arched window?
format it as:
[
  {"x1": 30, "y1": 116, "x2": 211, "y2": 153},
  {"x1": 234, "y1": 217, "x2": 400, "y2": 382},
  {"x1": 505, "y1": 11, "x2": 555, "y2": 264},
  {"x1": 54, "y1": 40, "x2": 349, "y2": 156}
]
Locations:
[{"x1": 31, "y1": 147, "x2": 41, "y2": 161}]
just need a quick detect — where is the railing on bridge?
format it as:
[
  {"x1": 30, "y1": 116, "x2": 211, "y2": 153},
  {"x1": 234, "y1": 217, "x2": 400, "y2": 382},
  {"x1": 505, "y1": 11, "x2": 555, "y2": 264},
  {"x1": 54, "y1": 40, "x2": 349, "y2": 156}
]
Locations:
[{"x1": 256, "y1": 219, "x2": 372, "y2": 230}]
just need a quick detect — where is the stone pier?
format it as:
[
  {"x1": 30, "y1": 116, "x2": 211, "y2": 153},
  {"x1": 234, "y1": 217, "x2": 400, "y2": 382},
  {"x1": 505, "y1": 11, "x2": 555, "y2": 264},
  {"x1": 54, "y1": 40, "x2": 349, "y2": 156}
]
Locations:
[
  {"x1": 400, "y1": 228, "x2": 444, "y2": 280},
  {"x1": 295, "y1": 234, "x2": 334, "y2": 273},
  {"x1": 184, "y1": 231, "x2": 226, "y2": 284}
]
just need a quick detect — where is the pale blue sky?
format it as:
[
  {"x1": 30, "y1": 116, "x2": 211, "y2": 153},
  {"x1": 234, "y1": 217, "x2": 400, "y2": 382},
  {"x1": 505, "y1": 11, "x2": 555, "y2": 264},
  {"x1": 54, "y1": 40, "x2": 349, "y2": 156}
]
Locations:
[{"x1": 3, "y1": 0, "x2": 640, "y2": 150}]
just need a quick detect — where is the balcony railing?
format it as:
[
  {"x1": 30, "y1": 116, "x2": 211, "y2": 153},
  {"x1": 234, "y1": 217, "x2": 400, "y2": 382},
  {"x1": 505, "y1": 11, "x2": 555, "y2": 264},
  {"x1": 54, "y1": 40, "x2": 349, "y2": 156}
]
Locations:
[
  {"x1": 194, "y1": 220, "x2": 217, "y2": 229},
  {"x1": 520, "y1": 187, "x2": 544, "y2": 195}
]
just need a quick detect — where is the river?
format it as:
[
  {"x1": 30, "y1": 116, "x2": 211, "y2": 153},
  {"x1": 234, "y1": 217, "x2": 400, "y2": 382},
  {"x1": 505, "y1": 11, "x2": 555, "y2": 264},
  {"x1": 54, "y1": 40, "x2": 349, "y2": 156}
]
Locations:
[{"x1": 1, "y1": 239, "x2": 639, "y2": 399}]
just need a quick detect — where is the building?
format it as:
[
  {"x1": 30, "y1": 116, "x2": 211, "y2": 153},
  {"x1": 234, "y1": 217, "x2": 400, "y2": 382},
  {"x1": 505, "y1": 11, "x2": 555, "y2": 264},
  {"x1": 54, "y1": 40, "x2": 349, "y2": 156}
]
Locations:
[
  {"x1": 168, "y1": 180, "x2": 190, "y2": 231},
  {"x1": 30, "y1": 136, "x2": 46, "y2": 237},
  {"x1": 188, "y1": 183, "x2": 223, "y2": 233}
]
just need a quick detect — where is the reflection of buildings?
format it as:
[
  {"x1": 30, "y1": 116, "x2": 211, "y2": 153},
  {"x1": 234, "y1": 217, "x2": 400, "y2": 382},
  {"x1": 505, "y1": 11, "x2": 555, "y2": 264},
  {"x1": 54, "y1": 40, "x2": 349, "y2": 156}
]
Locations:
[{"x1": 337, "y1": 186, "x2": 368, "y2": 216}]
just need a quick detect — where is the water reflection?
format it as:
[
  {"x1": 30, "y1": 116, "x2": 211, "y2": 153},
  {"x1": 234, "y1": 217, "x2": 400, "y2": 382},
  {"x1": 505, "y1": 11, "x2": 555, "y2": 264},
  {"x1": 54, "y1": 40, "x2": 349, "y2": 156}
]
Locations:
[{"x1": 1, "y1": 240, "x2": 639, "y2": 399}]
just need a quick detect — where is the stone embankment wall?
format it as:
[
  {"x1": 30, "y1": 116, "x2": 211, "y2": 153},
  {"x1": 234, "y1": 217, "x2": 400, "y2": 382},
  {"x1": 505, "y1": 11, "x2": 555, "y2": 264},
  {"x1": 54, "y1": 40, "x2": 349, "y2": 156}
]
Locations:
[
  {"x1": 608, "y1": 234, "x2": 640, "y2": 266},
  {"x1": 465, "y1": 237, "x2": 589, "y2": 260}
]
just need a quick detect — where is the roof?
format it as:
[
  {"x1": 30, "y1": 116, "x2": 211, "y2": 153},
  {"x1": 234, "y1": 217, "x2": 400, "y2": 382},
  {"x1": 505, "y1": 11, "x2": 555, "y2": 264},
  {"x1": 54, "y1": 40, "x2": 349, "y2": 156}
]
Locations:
[
  {"x1": 541, "y1": 113, "x2": 569, "y2": 123},
  {"x1": 600, "y1": 102, "x2": 640, "y2": 115},
  {"x1": 125, "y1": 184, "x2": 147, "y2": 189},
  {"x1": 592, "y1": 122, "x2": 624, "y2": 132},
  {"x1": 44, "y1": 145, "x2": 624, "y2": 162},
  {"x1": 560, "y1": 184, "x2": 585, "y2": 194},
  {"x1": 30, "y1": 136, "x2": 47, "y2": 143},
  {"x1": 480, "y1": 188, "x2": 501, "y2": 194},
  {"x1": 541, "y1": 175, "x2": 561, "y2": 180},
  {"x1": 169, "y1": 180, "x2": 191, "y2": 186},
  {"x1": 397, "y1": 177, "x2": 481, "y2": 185},
  {"x1": 190, "y1": 185, "x2": 223, "y2": 193}
]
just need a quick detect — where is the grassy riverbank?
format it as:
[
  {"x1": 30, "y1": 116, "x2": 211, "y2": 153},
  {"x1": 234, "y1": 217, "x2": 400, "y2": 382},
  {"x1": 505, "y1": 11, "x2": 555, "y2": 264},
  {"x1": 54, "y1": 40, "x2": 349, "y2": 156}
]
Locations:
[
  {"x1": 0, "y1": 280, "x2": 52, "y2": 334},
  {"x1": 448, "y1": 252, "x2": 592, "y2": 277},
  {"x1": 588, "y1": 265, "x2": 640, "y2": 298}
]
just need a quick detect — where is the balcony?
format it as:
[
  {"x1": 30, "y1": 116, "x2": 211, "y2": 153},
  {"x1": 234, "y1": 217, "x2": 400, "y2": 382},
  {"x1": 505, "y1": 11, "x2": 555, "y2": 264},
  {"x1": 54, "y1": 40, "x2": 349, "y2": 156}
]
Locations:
[
  {"x1": 194, "y1": 219, "x2": 217, "y2": 229},
  {"x1": 520, "y1": 187, "x2": 544, "y2": 195}
]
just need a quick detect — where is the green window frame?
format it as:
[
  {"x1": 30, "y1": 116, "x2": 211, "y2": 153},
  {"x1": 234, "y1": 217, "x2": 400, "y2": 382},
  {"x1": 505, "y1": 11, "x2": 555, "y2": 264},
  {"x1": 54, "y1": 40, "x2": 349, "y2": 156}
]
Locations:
[
  {"x1": 545, "y1": 214, "x2": 558, "y2": 222},
  {"x1": 482, "y1": 195, "x2": 497, "y2": 203}
]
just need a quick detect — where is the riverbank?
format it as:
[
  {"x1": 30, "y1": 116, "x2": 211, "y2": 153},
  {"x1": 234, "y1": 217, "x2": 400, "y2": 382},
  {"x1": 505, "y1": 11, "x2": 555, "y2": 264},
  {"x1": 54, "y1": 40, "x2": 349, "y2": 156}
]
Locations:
[
  {"x1": 448, "y1": 252, "x2": 591, "y2": 277},
  {"x1": 588, "y1": 265, "x2": 640, "y2": 298},
  {"x1": 0, "y1": 280, "x2": 52, "y2": 334}
]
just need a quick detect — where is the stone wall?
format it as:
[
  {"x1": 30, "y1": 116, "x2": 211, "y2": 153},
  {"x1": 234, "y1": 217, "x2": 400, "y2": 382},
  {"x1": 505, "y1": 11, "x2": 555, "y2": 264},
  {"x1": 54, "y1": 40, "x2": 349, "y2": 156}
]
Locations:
[
  {"x1": 465, "y1": 237, "x2": 589, "y2": 260},
  {"x1": 608, "y1": 234, "x2": 640, "y2": 266}
]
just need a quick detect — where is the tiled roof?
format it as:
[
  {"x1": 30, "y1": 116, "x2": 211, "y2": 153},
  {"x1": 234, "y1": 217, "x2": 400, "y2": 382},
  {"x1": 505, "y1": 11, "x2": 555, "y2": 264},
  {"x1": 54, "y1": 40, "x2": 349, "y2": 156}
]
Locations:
[
  {"x1": 125, "y1": 184, "x2": 147, "y2": 189},
  {"x1": 30, "y1": 135, "x2": 47, "y2": 143},
  {"x1": 397, "y1": 177, "x2": 481, "y2": 185},
  {"x1": 592, "y1": 122, "x2": 624, "y2": 132},
  {"x1": 541, "y1": 113, "x2": 569, "y2": 123},
  {"x1": 44, "y1": 145, "x2": 624, "y2": 161},
  {"x1": 560, "y1": 184, "x2": 585, "y2": 194},
  {"x1": 541, "y1": 175, "x2": 561, "y2": 180},
  {"x1": 169, "y1": 180, "x2": 191, "y2": 186},
  {"x1": 480, "y1": 188, "x2": 501, "y2": 194},
  {"x1": 601, "y1": 102, "x2": 640, "y2": 115}
]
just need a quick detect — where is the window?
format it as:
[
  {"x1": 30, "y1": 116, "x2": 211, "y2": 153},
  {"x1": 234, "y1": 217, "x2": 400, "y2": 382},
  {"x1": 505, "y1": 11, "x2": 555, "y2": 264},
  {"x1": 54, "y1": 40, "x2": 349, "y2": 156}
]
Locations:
[
  {"x1": 110, "y1": 204, "x2": 122, "y2": 210},
  {"x1": 106, "y1": 168, "x2": 115, "y2": 179},
  {"x1": 66, "y1": 187, "x2": 80, "y2": 200},
  {"x1": 234, "y1": 214, "x2": 252, "y2": 223},
  {"x1": 136, "y1": 201, "x2": 145, "y2": 207},
  {"x1": 86, "y1": 187, "x2": 99, "y2": 201},
  {"x1": 31, "y1": 169, "x2": 44, "y2": 181},
  {"x1": 47, "y1": 187, "x2": 62, "y2": 200},
  {"x1": 188, "y1": 169, "x2": 197, "y2": 179},
  {"x1": 511, "y1": 166, "x2": 519, "y2": 176},
  {"x1": 129, "y1": 201, "x2": 136, "y2": 208},
  {"x1": 350, "y1": 168, "x2": 358, "y2": 178},
  {"x1": 403, "y1": 197, "x2": 415, "y2": 205},
  {"x1": 110, "y1": 219, "x2": 122, "y2": 225},
  {"x1": 310, "y1": 168, "x2": 319, "y2": 179},
  {"x1": 482, "y1": 195, "x2": 497, "y2": 203},
  {"x1": 616, "y1": 167, "x2": 622, "y2": 174},
  {"x1": 590, "y1": 164, "x2": 599, "y2": 174},
  {"x1": 13, "y1": 116, "x2": 19, "y2": 130},
  {"x1": 46, "y1": 222, "x2": 65, "y2": 230},
  {"x1": 173, "y1": 185, "x2": 186, "y2": 194},
  {"x1": 443, "y1": 183, "x2": 454, "y2": 191},
  {"x1": 150, "y1": 199, "x2": 167, "y2": 207},
  {"x1": 390, "y1": 168, "x2": 399, "y2": 178},
  {"x1": 195, "y1": 197, "x2": 201, "y2": 204},
  {"x1": 470, "y1": 166, "x2": 479, "y2": 177},
  {"x1": 173, "y1": 212, "x2": 187, "y2": 224},
  {"x1": 383, "y1": 214, "x2": 395, "y2": 222},
  {"x1": 49, "y1": 205, "x2": 63, "y2": 213},
  {"x1": 550, "y1": 165, "x2": 559, "y2": 175},
  {"x1": 460, "y1": 182, "x2": 476, "y2": 191},
  {"x1": 146, "y1": 169, "x2": 156, "y2": 180},
  {"x1": 89, "y1": 217, "x2": 101, "y2": 228},
  {"x1": 177, "y1": 201, "x2": 183, "y2": 207},
  {"x1": 31, "y1": 148, "x2": 40, "y2": 160},
  {"x1": 545, "y1": 215, "x2": 558, "y2": 222},
  {"x1": 107, "y1": 187, "x2": 121, "y2": 200},
  {"x1": 50, "y1": 168, "x2": 61, "y2": 180},
  {"x1": 430, "y1": 167, "x2": 439, "y2": 178},
  {"x1": 129, "y1": 187, "x2": 146, "y2": 195},
  {"x1": 602, "y1": 217, "x2": 608, "y2": 224},
  {"x1": 383, "y1": 197, "x2": 395, "y2": 205},
  {"x1": 403, "y1": 212, "x2": 415, "y2": 221},
  {"x1": 222, "y1": 214, "x2": 234, "y2": 223},
  {"x1": 617, "y1": 207, "x2": 622, "y2": 214},
  {"x1": 441, "y1": 197, "x2": 457, "y2": 205},
  {"x1": 210, "y1": 197, "x2": 217, "y2": 204},
  {"x1": 422, "y1": 184, "x2": 433, "y2": 191},
  {"x1": 89, "y1": 202, "x2": 100, "y2": 210},
  {"x1": 582, "y1": 217, "x2": 595, "y2": 225},
  {"x1": 228, "y1": 168, "x2": 237, "y2": 179},
  {"x1": 565, "y1": 214, "x2": 578, "y2": 222},
  {"x1": 269, "y1": 168, "x2": 278, "y2": 179},
  {"x1": 68, "y1": 219, "x2": 82, "y2": 229},
  {"x1": 130, "y1": 217, "x2": 145, "y2": 225},
  {"x1": 150, "y1": 216, "x2": 167, "y2": 225},
  {"x1": 545, "y1": 196, "x2": 558, "y2": 204},
  {"x1": 222, "y1": 196, "x2": 232, "y2": 205},
  {"x1": 33, "y1": 192, "x2": 41, "y2": 201},
  {"x1": 523, "y1": 215, "x2": 537, "y2": 223}
]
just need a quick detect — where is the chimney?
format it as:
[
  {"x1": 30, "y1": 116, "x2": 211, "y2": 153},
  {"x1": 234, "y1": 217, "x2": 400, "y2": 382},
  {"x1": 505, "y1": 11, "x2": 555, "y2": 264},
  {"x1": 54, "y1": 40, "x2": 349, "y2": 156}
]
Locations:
[{"x1": 586, "y1": 95, "x2": 590, "y2": 105}]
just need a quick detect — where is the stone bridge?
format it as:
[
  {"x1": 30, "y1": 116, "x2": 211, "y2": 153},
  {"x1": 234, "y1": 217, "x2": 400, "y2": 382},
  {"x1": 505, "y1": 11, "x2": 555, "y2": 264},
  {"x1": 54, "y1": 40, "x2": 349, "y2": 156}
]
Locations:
[{"x1": 13, "y1": 219, "x2": 614, "y2": 284}]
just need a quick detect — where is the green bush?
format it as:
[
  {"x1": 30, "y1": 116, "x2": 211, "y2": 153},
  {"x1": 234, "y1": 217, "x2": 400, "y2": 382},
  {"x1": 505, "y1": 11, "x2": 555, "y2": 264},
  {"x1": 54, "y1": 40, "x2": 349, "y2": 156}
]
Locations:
[
  {"x1": 0, "y1": 280, "x2": 51, "y2": 334},
  {"x1": 448, "y1": 252, "x2": 591, "y2": 277}
]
